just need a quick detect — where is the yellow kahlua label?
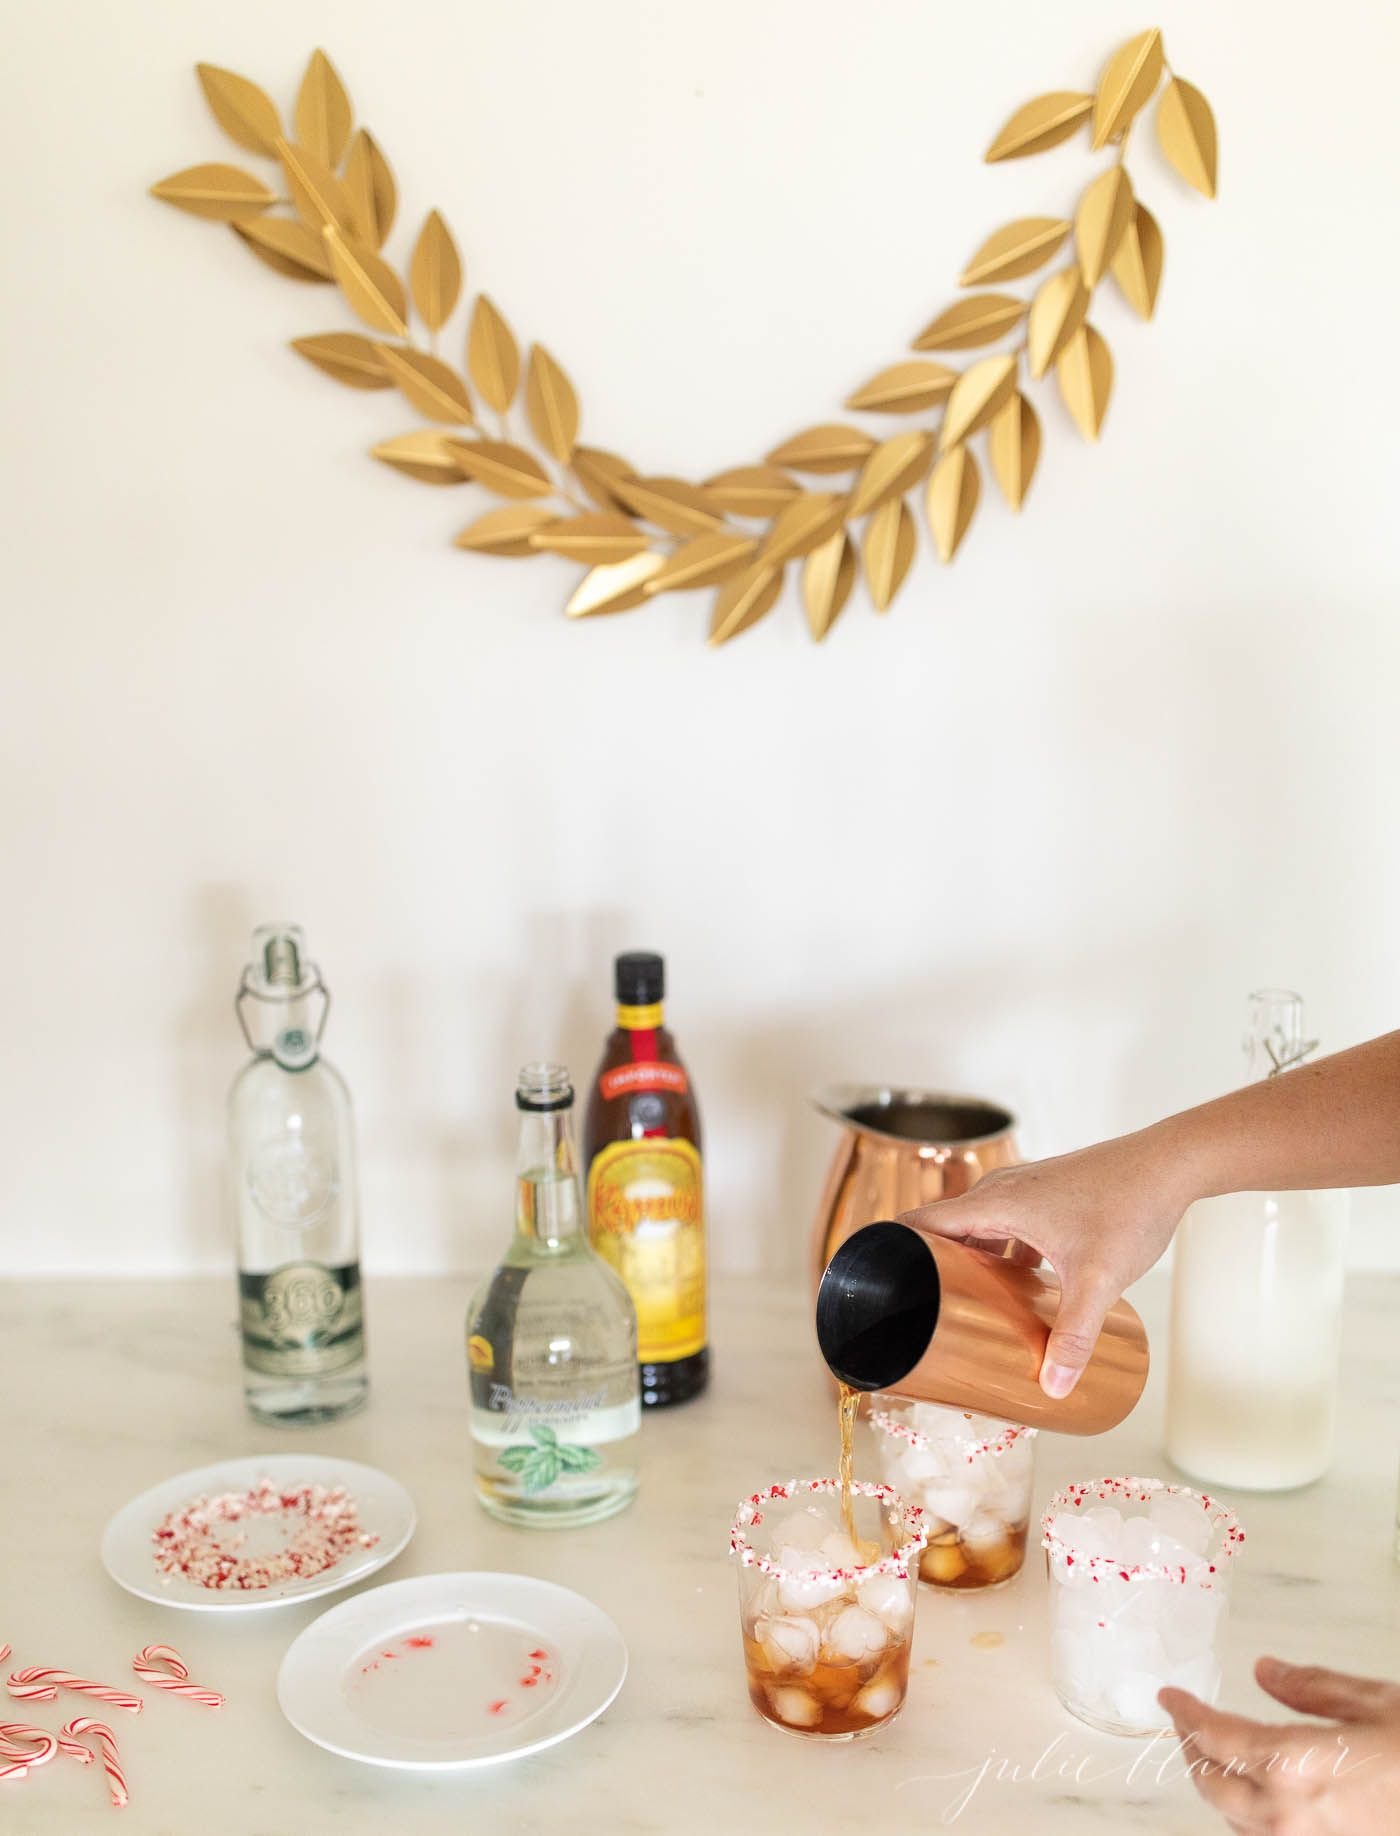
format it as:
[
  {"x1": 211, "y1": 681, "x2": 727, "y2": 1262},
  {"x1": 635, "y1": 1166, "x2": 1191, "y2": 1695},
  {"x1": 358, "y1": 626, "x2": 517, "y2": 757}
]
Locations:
[{"x1": 586, "y1": 1137, "x2": 705, "y2": 1363}]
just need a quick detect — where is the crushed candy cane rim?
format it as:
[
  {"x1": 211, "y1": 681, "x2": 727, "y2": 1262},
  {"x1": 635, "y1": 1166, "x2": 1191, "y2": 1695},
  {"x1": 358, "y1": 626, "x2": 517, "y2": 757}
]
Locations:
[
  {"x1": 729, "y1": 1478, "x2": 928, "y2": 1581},
  {"x1": 1040, "y1": 1476, "x2": 1244, "y2": 1588},
  {"x1": 868, "y1": 1405, "x2": 1037, "y2": 1460},
  {"x1": 151, "y1": 1478, "x2": 378, "y2": 1592}
]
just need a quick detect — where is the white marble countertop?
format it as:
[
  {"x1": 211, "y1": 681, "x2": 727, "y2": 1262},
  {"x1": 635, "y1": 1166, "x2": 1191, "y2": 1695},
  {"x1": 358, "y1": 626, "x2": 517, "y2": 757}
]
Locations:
[{"x1": 1, "y1": 1271, "x2": 1396, "y2": 1835}]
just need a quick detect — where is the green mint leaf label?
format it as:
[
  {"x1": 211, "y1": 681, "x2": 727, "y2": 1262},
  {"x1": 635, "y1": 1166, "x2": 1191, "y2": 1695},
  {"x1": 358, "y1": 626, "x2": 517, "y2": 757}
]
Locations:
[
  {"x1": 528, "y1": 1421, "x2": 559, "y2": 1448},
  {"x1": 522, "y1": 1449, "x2": 561, "y2": 1493},
  {"x1": 556, "y1": 1443, "x2": 602, "y2": 1474},
  {"x1": 497, "y1": 1446, "x2": 533, "y2": 1473}
]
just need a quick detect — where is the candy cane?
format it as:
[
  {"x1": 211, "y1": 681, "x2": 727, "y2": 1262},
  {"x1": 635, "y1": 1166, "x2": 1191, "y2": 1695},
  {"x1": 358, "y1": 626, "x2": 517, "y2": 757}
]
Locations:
[
  {"x1": 0, "y1": 1724, "x2": 59, "y2": 1769},
  {"x1": 7, "y1": 1668, "x2": 143, "y2": 1714},
  {"x1": 62, "y1": 1718, "x2": 127, "y2": 1810},
  {"x1": 131, "y1": 1646, "x2": 223, "y2": 1709}
]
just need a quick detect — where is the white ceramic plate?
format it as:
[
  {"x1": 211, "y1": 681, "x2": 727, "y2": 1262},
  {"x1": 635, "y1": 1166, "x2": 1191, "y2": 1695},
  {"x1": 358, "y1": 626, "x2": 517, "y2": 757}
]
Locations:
[
  {"x1": 100, "y1": 1454, "x2": 415, "y2": 1613},
  {"x1": 277, "y1": 1572, "x2": 628, "y2": 1769}
]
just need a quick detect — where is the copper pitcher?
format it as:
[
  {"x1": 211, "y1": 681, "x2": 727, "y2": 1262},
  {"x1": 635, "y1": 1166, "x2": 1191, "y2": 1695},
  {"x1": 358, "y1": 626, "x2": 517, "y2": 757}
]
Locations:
[
  {"x1": 816, "y1": 1221, "x2": 1149, "y2": 1435},
  {"x1": 810, "y1": 1086, "x2": 1019, "y2": 1292}
]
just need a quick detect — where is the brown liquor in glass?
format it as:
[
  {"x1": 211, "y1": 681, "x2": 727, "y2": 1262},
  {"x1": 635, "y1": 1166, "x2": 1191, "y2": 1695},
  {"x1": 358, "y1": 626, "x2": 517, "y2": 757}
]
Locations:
[{"x1": 583, "y1": 952, "x2": 708, "y2": 1407}]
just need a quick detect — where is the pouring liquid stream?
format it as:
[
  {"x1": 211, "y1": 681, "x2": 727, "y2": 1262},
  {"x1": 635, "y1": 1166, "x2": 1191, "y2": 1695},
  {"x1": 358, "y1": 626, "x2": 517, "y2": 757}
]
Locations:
[{"x1": 836, "y1": 1382, "x2": 860, "y2": 1545}]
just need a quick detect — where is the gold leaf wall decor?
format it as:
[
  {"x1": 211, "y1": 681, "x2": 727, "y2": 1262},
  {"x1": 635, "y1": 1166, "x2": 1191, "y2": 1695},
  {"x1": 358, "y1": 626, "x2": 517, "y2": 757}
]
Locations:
[
  {"x1": 1157, "y1": 78, "x2": 1218, "y2": 198},
  {"x1": 1111, "y1": 204, "x2": 1164, "y2": 320},
  {"x1": 985, "y1": 91, "x2": 1093, "y2": 162},
  {"x1": 196, "y1": 65, "x2": 282, "y2": 156},
  {"x1": 802, "y1": 530, "x2": 856, "y2": 641},
  {"x1": 988, "y1": 393, "x2": 1041, "y2": 511},
  {"x1": 456, "y1": 504, "x2": 555, "y2": 554},
  {"x1": 1091, "y1": 28, "x2": 1164, "y2": 149},
  {"x1": 151, "y1": 31, "x2": 1217, "y2": 646},
  {"x1": 344, "y1": 130, "x2": 396, "y2": 246},
  {"x1": 863, "y1": 498, "x2": 917, "y2": 612},
  {"x1": 235, "y1": 217, "x2": 334, "y2": 281},
  {"x1": 1057, "y1": 324, "x2": 1114, "y2": 440},
  {"x1": 149, "y1": 163, "x2": 276, "y2": 220},
  {"x1": 293, "y1": 332, "x2": 390, "y2": 389},
  {"x1": 959, "y1": 217, "x2": 1071, "y2": 286},
  {"x1": 410, "y1": 210, "x2": 463, "y2": 333}
]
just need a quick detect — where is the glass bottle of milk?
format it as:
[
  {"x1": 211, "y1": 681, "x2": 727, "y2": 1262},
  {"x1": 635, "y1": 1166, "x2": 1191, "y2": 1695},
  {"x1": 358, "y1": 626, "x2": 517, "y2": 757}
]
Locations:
[{"x1": 1166, "y1": 989, "x2": 1348, "y2": 1490}]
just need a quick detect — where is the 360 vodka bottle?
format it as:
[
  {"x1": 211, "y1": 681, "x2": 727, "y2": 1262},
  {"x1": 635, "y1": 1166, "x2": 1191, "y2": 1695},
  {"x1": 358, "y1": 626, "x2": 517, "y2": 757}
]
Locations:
[
  {"x1": 229, "y1": 924, "x2": 368, "y2": 1424},
  {"x1": 467, "y1": 1064, "x2": 640, "y2": 1527}
]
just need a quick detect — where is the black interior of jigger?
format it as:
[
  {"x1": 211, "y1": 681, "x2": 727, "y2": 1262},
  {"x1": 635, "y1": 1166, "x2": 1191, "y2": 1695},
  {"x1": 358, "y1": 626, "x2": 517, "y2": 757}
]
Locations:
[{"x1": 815, "y1": 1221, "x2": 941, "y2": 1391}]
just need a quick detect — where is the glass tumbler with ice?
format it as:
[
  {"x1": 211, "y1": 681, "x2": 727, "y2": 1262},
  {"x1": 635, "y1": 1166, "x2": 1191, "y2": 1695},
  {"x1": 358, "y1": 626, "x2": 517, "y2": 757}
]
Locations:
[
  {"x1": 872, "y1": 1403, "x2": 1037, "y2": 1590},
  {"x1": 729, "y1": 1478, "x2": 927, "y2": 1739},
  {"x1": 1042, "y1": 1477, "x2": 1245, "y2": 1737}
]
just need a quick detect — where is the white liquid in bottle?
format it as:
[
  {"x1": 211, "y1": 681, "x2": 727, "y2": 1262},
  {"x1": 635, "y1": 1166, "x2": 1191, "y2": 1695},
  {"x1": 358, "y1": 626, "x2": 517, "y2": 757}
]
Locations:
[{"x1": 1165, "y1": 991, "x2": 1348, "y2": 1491}]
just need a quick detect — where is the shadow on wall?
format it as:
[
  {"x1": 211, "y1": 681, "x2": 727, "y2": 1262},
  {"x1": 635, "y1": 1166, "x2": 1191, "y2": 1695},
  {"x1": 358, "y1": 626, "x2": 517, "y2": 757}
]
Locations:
[
  {"x1": 172, "y1": 883, "x2": 257, "y2": 1269},
  {"x1": 705, "y1": 916, "x2": 1212, "y2": 1284}
]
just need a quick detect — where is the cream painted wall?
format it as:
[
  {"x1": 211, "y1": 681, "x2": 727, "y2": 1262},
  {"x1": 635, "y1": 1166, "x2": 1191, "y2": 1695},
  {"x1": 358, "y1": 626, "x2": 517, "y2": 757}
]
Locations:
[{"x1": 3, "y1": 0, "x2": 1398, "y2": 1277}]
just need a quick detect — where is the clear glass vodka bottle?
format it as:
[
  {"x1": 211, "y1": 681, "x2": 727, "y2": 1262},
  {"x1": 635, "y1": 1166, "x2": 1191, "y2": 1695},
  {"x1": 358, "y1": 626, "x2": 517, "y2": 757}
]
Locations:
[
  {"x1": 467, "y1": 1064, "x2": 640, "y2": 1526},
  {"x1": 229, "y1": 924, "x2": 368, "y2": 1424}
]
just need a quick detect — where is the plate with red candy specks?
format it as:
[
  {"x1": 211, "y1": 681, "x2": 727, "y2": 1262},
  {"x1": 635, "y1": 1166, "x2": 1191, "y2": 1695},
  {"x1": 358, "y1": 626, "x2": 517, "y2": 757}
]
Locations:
[
  {"x1": 277, "y1": 1573, "x2": 628, "y2": 1769},
  {"x1": 100, "y1": 1454, "x2": 416, "y2": 1612}
]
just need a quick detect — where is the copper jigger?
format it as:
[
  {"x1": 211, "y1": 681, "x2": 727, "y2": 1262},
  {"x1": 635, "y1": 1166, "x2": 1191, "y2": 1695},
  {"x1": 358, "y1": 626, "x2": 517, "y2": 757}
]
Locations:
[{"x1": 815, "y1": 1221, "x2": 1149, "y2": 1435}]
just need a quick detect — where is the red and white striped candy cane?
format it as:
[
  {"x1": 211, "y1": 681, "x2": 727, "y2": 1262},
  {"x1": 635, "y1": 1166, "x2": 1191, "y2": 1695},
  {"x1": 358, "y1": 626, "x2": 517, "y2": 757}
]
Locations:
[
  {"x1": 7, "y1": 1668, "x2": 142, "y2": 1714},
  {"x1": 0, "y1": 1723, "x2": 59, "y2": 1769},
  {"x1": 130, "y1": 1645, "x2": 223, "y2": 1709},
  {"x1": 62, "y1": 1718, "x2": 127, "y2": 1810}
]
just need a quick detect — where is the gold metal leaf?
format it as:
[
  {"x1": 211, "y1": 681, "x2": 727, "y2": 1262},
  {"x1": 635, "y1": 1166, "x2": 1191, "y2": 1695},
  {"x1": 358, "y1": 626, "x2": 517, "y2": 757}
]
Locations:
[
  {"x1": 344, "y1": 130, "x2": 396, "y2": 248},
  {"x1": 765, "y1": 424, "x2": 875, "y2": 474},
  {"x1": 913, "y1": 294, "x2": 1026, "y2": 352},
  {"x1": 1057, "y1": 324, "x2": 1113, "y2": 440},
  {"x1": 926, "y1": 446, "x2": 980, "y2": 563},
  {"x1": 195, "y1": 64, "x2": 281, "y2": 156},
  {"x1": 572, "y1": 446, "x2": 636, "y2": 512},
  {"x1": 960, "y1": 217, "x2": 1071, "y2": 287},
  {"x1": 844, "y1": 361, "x2": 957, "y2": 415},
  {"x1": 566, "y1": 553, "x2": 664, "y2": 618},
  {"x1": 376, "y1": 345, "x2": 474, "y2": 423},
  {"x1": 987, "y1": 392, "x2": 1041, "y2": 510},
  {"x1": 940, "y1": 355, "x2": 1018, "y2": 452},
  {"x1": 530, "y1": 513, "x2": 647, "y2": 564},
  {"x1": 984, "y1": 90, "x2": 1093, "y2": 162},
  {"x1": 863, "y1": 498, "x2": 917, "y2": 612},
  {"x1": 277, "y1": 138, "x2": 354, "y2": 234},
  {"x1": 1075, "y1": 167, "x2": 1134, "y2": 287},
  {"x1": 410, "y1": 211, "x2": 462, "y2": 333},
  {"x1": 1091, "y1": 28, "x2": 1165, "y2": 149},
  {"x1": 1026, "y1": 267, "x2": 1089, "y2": 379},
  {"x1": 709, "y1": 564, "x2": 783, "y2": 647},
  {"x1": 234, "y1": 218, "x2": 333, "y2": 281},
  {"x1": 455, "y1": 505, "x2": 556, "y2": 555},
  {"x1": 292, "y1": 332, "x2": 390, "y2": 389},
  {"x1": 1157, "y1": 78, "x2": 1218, "y2": 198},
  {"x1": 525, "y1": 345, "x2": 580, "y2": 465},
  {"x1": 848, "y1": 432, "x2": 934, "y2": 518},
  {"x1": 610, "y1": 476, "x2": 725, "y2": 537},
  {"x1": 467, "y1": 295, "x2": 520, "y2": 414},
  {"x1": 323, "y1": 226, "x2": 408, "y2": 336},
  {"x1": 1111, "y1": 204, "x2": 1164, "y2": 320},
  {"x1": 371, "y1": 431, "x2": 465, "y2": 485},
  {"x1": 149, "y1": 164, "x2": 276, "y2": 221},
  {"x1": 643, "y1": 531, "x2": 758, "y2": 593},
  {"x1": 295, "y1": 48, "x2": 353, "y2": 168},
  {"x1": 758, "y1": 492, "x2": 847, "y2": 566},
  {"x1": 450, "y1": 438, "x2": 553, "y2": 499},
  {"x1": 702, "y1": 467, "x2": 801, "y2": 517},
  {"x1": 802, "y1": 530, "x2": 856, "y2": 642}
]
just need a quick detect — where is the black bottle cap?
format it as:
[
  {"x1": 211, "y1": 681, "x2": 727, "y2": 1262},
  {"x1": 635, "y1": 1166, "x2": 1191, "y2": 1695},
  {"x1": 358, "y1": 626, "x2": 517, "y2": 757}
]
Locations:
[{"x1": 615, "y1": 951, "x2": 665, "y2": 1005}]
